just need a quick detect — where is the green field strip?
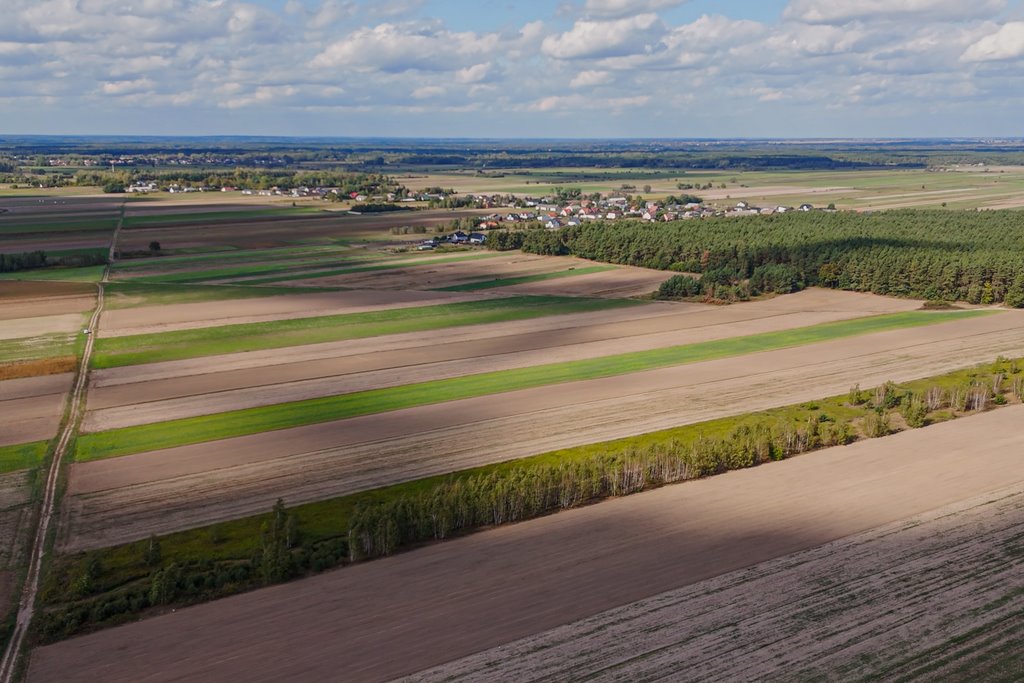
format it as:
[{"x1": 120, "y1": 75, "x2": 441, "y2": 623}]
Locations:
[
  {"x1": 121, "y1": 207, "x2": 323, "y2": 228},
  {"x1": 0, "y1": 219, "x2": 117, "y2": 235},
  {"x1": 91, "y1": 295, "x2": 638, "y2": 368},
  {"x1": 76, "y1": 309, "x2": 991, "y2": 462},
  {"x1": 0, "y1": 440, "x2": 48, "y2": 475},
  {"x1": 233, "y1": 252, "x2": 502, "y2": 286},
  {"x1": 434, "y1": 265, "x2": 618, "y2": 291},
  {"x1": 0, "y1": 265, "x2": 106, "y2": 282},
  {"x1": 103, "y1": 282, "x2": 349, "y2": 309}
]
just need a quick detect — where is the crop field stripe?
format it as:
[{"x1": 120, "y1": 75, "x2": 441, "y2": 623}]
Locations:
[
  {"x1": 120, "y1": 208, "x2": 323, "y2": 227},
  {"x1": 103, "y1": 282, "x2": 349, "y2": 309},
  {"x1": 432, "y1": 265, "x2": 618, "y2": 291},
  {"x1": 0, "y1": 440, "x2": 48, "y2": 474},
  {"x1": 124, "y1": 253, "x2": 389, "y2": 284},
  {"x1": 111, "y1": 246, "x2": 378, "y2": 271},
  {"x1": 75, "y1": 309, "x2": 991, "y2": 461},
  {"x1": 233, "y1": 252, "x2": 504, "y2": 286},
  {"x1": 0, "y1": 220, "x2": 117, "y2": 235},
  {"x1": 91, "y1": 295, "x2": 641, "y2": 368},
  {"x1": 0, "y1": 266, "x2": 106, "y2": 283}
]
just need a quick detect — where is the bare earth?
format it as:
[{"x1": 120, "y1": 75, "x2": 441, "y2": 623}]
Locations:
[
  {"x1": 407, "y1": 482, "x2": 1024, "y2": 683},
  {"x1": 0, "y1": 314, "x2": 86, "y2": 341},
  {"x1": 31, "y1": 406, "x2": 1024, "y2": 683},
  {"x1": 60, "y1": 309, "x2": 1024, "y2": 551},
  {"x1": 0, "y1": 374, "x2": 71, "y2": 447},
  {"x1": 499, "y1": 264, "x2": 674, "y2": 298}
]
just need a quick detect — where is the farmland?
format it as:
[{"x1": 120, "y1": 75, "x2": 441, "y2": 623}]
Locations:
[{"x1": 2, "y1": 160, "x2": 1024, "y2": 682}]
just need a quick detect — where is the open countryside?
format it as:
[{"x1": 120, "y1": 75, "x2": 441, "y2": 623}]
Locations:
[{"x1": 2, "y1": 135, "x2": 1024, "y2": 682}]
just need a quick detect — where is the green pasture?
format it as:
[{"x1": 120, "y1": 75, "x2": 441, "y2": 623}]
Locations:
[{"x1": 0, "y1": 441, "x2": 48, "y2": 475}]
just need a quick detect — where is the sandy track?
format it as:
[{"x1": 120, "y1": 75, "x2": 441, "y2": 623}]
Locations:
[
  {"x1": 83, "y1": 308, "x2": 914, "y2": 431},
  {"x1": 60, "y1": 311, "x2": 1024, "y2": 550},
  {"x1": 88, "y1": 289, "x2": 913, "y2": 389},
  {"x1": 34, "y1": 407, "x2": 1024, "y2": 682},
  {"x1": 99, "y1": 289, "x2": 484, "y2": 338},
  {"x1": 409, "y1": 482, "x2": 1024, "y2": 683}
]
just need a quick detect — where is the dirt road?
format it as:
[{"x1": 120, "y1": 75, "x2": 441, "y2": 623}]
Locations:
[{"x1": 31, "y1": 406, "x2": 1024, "y2": 683}]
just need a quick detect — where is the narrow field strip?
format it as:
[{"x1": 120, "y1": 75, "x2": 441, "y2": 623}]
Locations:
[
  {"x1": 75, "y1": 310, "x2": 990, "y2": 461},
  {"x1": 104, "y1": 283, "x2": 348, "y2": 309},
  {"x1": 433, "y1": 265, "x2": 618, "y2": 292},
  {"x1": 121, "y1": 208, "x2": 321, "y2": 227},
  {"x1": 91, "y1": 295, "x2": 639, "y2": 368},
  {"x1": 233, "y1": 252, "x2": 503, "y2": 286},
  {"x1": 0, "y1": 219, "x2": 117, "y2": 235},
  {"x1": 110, "y1": 245, "x2": 359, "y2": 271},
  {"x1": 0, "y1": 441, "x2": 47, "y2": 475},
  {"x1": 0, "y1": 267, "x2": 106, "y2": 283},
  {"x1": 123, "y1": 253, "x2": 385, "y2": 284}
]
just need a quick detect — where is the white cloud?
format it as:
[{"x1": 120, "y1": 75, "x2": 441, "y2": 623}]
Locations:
[
  {"x1": 542, "y1": 14, "x2": 665, "y2": 60},
  {"x1": 310, "y1": 23, "x2": 494, "y2": 72},
  {"x1": 962, "y1": 22, "x2": 1024, "y2": 62},
  {"x1": 570, "y1": 70, "x2": 613, "y2": 88},
  {"x1": 784, "y1": 0, "x2": 1006, "y2": 24}
]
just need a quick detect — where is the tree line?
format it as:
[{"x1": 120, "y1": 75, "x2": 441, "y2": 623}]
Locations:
[{"x1": 514, "y1": 210, "x2": 1024, "y2": 306}]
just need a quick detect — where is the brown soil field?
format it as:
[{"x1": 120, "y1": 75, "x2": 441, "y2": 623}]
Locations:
[
  {"x1": 0, "y1": 374, "x2": 71, "y2": 447},
  {"x1": 32, "y1": 406, "x2": 1024, "y2": 682},
  {"x1": 60, "y1": 309, "x2": 1024, "y2": 550},
  {"x1": 500, "y1": 264, "x2": 673, "y2": 298},
  {"x1": 0, "y1": 281, "x2": 95, "y2": 302},
  {"x1": 0, "y1": 299, "x2": 94, "y2": 322},
  {"x1": 98, "y1": 289, "x2": 483, "y2": 338},
  {"x1": 409, "y1": 483, "x2": 1024, "y2": 683},
  {"x1": 0, "y1": 234, "x2": 113, "y2": 254},
  {"x1": 280, "y1": 253, "x2": 600, "y2": 290},
  {"x1": 83, "y1": 296, "x2": 919, "y2": 431},
  {"x1": 0, "y1": 358, "x2": 76, "y2": 382},
  {"x1": 0, "y1": 314, "x2": 85, "y2": 341}
]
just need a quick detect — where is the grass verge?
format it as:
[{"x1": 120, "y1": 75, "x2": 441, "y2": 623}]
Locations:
[
  {"x1": 91, "y1": 295, "x2": 635, "y2": 368},
  {"x1": 78, "y1": 310, "x2": 990, "y2": 461}
]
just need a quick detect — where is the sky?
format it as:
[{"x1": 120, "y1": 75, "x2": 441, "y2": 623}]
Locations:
[{"x1": 3, "y1": 0, "x2": 1024, "y2": 138}]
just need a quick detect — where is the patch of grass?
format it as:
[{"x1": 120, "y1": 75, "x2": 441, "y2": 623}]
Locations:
[
  {"x1": 234, "y1": 251, "x2": 502, "y2": 286},
  {"x1": 0, "y1": 333, "x2": 79, "y2": 364},
  {"x1": 433, "y1": 265, "x2": 618, "y2": 291},
  {"x1": 91, "y1": 295, "x2": 641, "y2": 368},
  {"x1": 0, "y1": 441, "x2": 48, "y2": 474},
  {"x1": 77, "y1": 310, "x2": 991, "y2": 461},
  {"x1": 0, "y1": 266, "x2": 106, "y2": 282}
]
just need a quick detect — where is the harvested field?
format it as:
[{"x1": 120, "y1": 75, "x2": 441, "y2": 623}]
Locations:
[
  {"x1": 0, "y1": 374, "x2": 71, "y2": 447},
  {"x1": 33, "y1": 407, "x2": 1024, "y2": 682},
  {"x1": 0, "y1": 281, "x2": 95, "y2": 302},
  {"x1": 83, "y1": 294, "x2": 923, "y2": 430},
  {"x1": 60, "y1": 309, "x2": 1024, "y2": 550},
  {"x1": 99, "y1": 289, "x2": 483, "y2": 338},
  {"x1": 409, "y1": 483, "x2": 1024, "y2": 683}
]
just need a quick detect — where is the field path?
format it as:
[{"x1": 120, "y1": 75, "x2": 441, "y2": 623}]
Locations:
[{"x1": 30, "y1": 406, "x2": 1024, "y2": 683}]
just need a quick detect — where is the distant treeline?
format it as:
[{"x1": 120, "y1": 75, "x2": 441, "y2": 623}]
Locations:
[
  {"x1": 513, "y1": 210, "x2": 1024, "y2": 306},
  {"x1": 0, "y1": 249, "x2": 107, "y2": 272}
]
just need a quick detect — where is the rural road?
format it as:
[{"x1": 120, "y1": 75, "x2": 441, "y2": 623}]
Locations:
[
  {"x1": 0, "y1": 207, "x2": 121, "y2": 683},
  {"x1": 28, "y1": 405, "x2": 1024, "y2": 682}
]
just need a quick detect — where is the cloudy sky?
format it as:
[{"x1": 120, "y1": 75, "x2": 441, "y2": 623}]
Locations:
[{"x1": 3, "y1": 0, "x2": 1024, "y2": 137}]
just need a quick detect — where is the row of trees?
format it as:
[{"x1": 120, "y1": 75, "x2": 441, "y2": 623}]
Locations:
[
  {"x1": 0, "y1": 249, "x2": 107, "y2": 273},
  {"x1": 518, "y1": 210, "x2": 1024, "y2": 306}
]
